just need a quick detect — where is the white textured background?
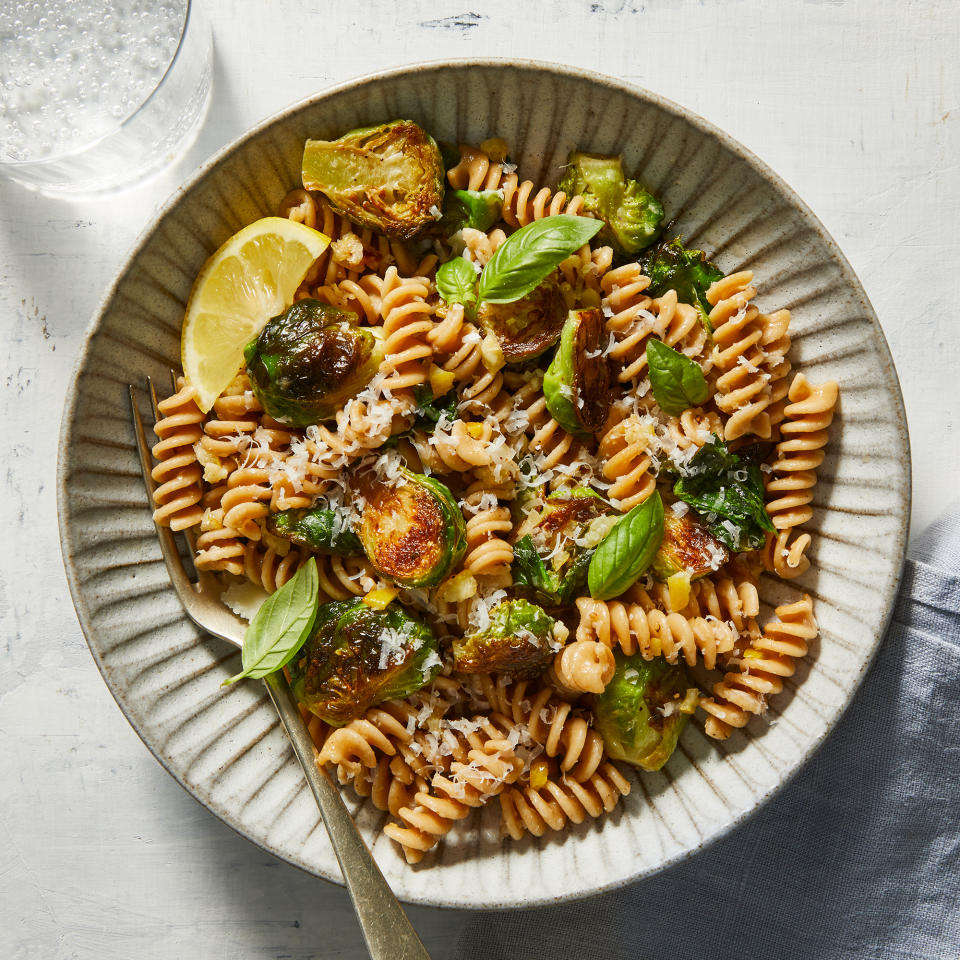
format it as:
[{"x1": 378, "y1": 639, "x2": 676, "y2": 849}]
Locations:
[{"x1": 2, "y1": 1, "x2": 958, "y2": 958}]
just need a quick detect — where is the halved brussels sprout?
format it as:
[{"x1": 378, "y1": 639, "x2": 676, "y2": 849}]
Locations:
[
  {"x1": 557, "y1": 151, "x2": 664, "y2": 255},
  {"x1": 302, "y1": 121, "x2": 444, "y2": 240},
  {"x1": 443, "y1": 189, "x2": 503, "y2": 234},
  {"x1": 452, "y1": 599, "x2": 558, "y2": 676},
  {"x1": 475, "y1": 278, "x2": 567, "y2": 363},
  {"x1": 511, "y1": 490, "x2": 614, "y2": 606},
  {"x1": 356, "y1": 468, "x2": 466, "y2": 588},
  {"x1": 593, "y1": 652, "x2": 694, "y2": 771},
  {"x1": 650, "y1": 510, "x2": 729, "y2": 581},
  {"x1": 289, "y1": 599, "x2": 441, "y2": 725},
  {"x1": 266, "y1": 505, "x2": 362, "y2": 556},
  {"x1": 244, "y1": 299, "x2": 384, "y2": 426},
  {"x1": 543, "y1": 308, "x2": 611, "y2": 436}
]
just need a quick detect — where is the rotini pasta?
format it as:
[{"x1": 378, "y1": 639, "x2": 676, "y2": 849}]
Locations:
[
  {"x1": 384, "y1": 733, "x2": 523, "y2": 863},
  {"x1": 597, "y1": 414, "x2": 656, "y2": 509},
  {"x1": 707, "y1": 272, "x2": 792, "y2": 441},
  {"x1": 575, "y1": 595, "x2": 738, "y2": 671},
  {"x1": 547, "y1": 639, "x2": 617, "y2": 696},
  {"x1": 699, "y1": 595, "x2": 818, "y2": 739},
  {"x1": 378, "y1": 267, "x2": 435, "y2": 393},
  {"x1": 500, "y1": 762, "x2": 631, "y2": 839},
  {"x1": 150, "y1": 378, "x2": 204, "y2": 530},
  {"x1": 762, "y1": 374, "x2": 839, "y2": 579}
]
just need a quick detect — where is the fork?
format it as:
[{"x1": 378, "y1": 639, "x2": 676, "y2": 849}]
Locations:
[{"x1": 129, "y1": 376, "x2": 431, "y2": 960}]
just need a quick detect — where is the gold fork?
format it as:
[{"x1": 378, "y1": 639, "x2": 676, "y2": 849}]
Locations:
[{"x1": 129, "y1": 374, "x2": 431, "y2": 960}]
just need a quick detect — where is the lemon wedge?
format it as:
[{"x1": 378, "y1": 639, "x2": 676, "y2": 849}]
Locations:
[{"x1": 181, "y1": 217, "x2": 330, "y2": 412}]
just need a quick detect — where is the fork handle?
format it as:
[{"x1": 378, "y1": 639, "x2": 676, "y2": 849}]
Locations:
[{"x1": 263, "y1": 672, "x2": 431, "y2": 960}]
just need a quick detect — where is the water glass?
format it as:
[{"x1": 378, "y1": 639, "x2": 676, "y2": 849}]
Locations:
[{"x1": 0, "y1": 0, "x2": 212, "y2": 195}]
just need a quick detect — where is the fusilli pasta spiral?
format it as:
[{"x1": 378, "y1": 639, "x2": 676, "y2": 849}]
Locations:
[
  {"x1": 699, "y1": 595, "x2": 817, "y2": 739},
  {"x1": 575, "y1": 595, "x2": 738, "y2": 671},
  {"x1": 547, "y1": 640, "x2": 617, "y2": 697},
  {"x1": 707, "y1": 272, "x2": 791, "y2": 441},
  {"x1": 500, "y1": 762, "x2": 631, "y2": 839},
  {"x1": 475, "y1": 675, "x2": 606, "y2": 782},
  {"x1": 150, "y1": 379, "x2": 204, "y2": 530},
  {"x1": 762, "y1": 374, "x2": 839, "y2": 579}
]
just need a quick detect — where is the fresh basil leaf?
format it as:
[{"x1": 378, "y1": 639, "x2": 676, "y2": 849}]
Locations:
[
  {"x1": 640, "y1": 237, "x2": 723, "y2": 334},
  {"x1": 224, "y1": 557, "x2": 319, "y2": 684},
  {"x1": 672, "y1": 437, "x2": 775, "y2": 551},
  {"x1": 588, "y1": 492, "x2": 665, "y2": 601},
  {"x1": 478, "y1": 215, "x2": 603, "y2": 304},
  {"x1": 436, "y1": 257, "x2": 478, "y2": 305},
  {"x1": 646, "y1": 339, "x2": 709, "y2": 415},
  {"x1": 413, "y1": 383, "x2": 459, "y2": 431},
  {"x1": 444, "y1": 189, "x2": 503, "y2": 233}
]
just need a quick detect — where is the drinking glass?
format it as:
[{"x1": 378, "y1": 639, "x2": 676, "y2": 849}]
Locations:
[{"x1": 0, "y1": 0, "x2": 212, "y2": 196}]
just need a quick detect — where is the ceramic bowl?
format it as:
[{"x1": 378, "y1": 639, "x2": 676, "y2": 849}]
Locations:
[{"x1": 58, "y1": 60, "x2": 910, "y2": 908}]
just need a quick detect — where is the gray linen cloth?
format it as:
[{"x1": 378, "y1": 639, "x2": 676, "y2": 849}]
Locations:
[{"x1": 454, "y1": 505, "x2": 960, "y2": 960}]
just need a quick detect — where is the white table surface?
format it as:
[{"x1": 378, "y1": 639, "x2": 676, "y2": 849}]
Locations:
[{"x1": 2, "y1": 1, "x2": 958, "y2": 957}]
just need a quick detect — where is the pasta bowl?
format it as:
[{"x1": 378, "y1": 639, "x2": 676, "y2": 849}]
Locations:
[{"x1": 58, "y1": 60, "x2": 910, "y2": 908}]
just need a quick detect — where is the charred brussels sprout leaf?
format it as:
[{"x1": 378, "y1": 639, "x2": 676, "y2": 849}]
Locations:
[
  {"x1": 672, "y1": 437, "x2": 775, "y2": 552},
  {"x1": 289, "y1": 599, "x2": 440, "y2": 724},
  {"x1": 557, "y1": 151, "x2": 664, "y2": 255},
  {"x1": 640, "y1": 237, "x2": 723, "y2": 333},
  {"x1": 436, "y1": 257, "x2": 478, "y2": 306},
  {"x1": 588, "y1": 492, "x2": 665, "y2": 600},
  {"x1": 452, "y1": 599, "x2": 557, "y2": 675},
  {"x1": 543, "y1": 308, "x2": 611, "y2": 436},
  {"x1": 646, "y1": 339, "x2": 709, "y2": 416},
  {"x1": 512, "y1": 535, "x2": 564, "y2": 603},
  {"x1": 412, "y1": 384, "x2": 459, "y2": 432},
  {"x1": 443, "y1": 189, "x2": 503, "y2": 234},
  {"x1": 594, "y1": 652, "x2": 694, "y2": 771},
  {"x1": 301, "y1": 120, "x2": 444, "y2": 240},
  {"x1": 244, "y1": 299, "x2": 384, "y2": 426},
  {"x1": 266, "y1": 506, "x2": 362, "y2": 556},
  {"x1": 357, "y1": 468, "x2": 466, "y2": 588},
  {"x1": 512, "y1": 492, "x2": 614, "y2": 606},
  {"x1": 650, "y1": 511, "x2": 728, "y2": 581},
  {"x1": 475, "y1": 278, "x2": 567, "y2": 363}
]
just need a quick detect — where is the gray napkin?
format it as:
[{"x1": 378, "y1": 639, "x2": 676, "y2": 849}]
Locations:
[{"x1": 454, "y1": 505, "x2": 960, "y2": 960}]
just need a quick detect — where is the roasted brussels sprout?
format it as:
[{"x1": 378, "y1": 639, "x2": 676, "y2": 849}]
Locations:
[
  {"x1": 557, "y1": 151, "x2": 664, "y2": 255},
  {"x1": 650, "y1": 510, "x2": 728, "y2": 581},
  {"x1": 511, "y1": 490, "x2": 616, "y2": 606},
  {"x1": 543, "y1": 308, "x2": 611, "y2": 437},
  {"x1": 289, "y1": 599, "x2": 441, "y2": 725},
  {"x1": 443, "y1": 189, "x2": 503, "y2": 233},
  {"x1": 301, "y1": 120, "x2": 445, "y2": 240},
  {"x1": 593, "y1": 653, "x2": 695, "y2": 771},
  {"x1": 452, "y1": 599, "x2": 558, "y2": 675},
  {"x1": 266, "y1": 505, "x2": 363, "y2": 556},
  {"x1": 475, "y1": 278, "x2": 567, "y2": 363},
  {"x1": 356, "y1": 468, "x2": 467, "y2": 588},
  {"x1": 243, "y1": 299, "x2": 384, "y2": 426}
]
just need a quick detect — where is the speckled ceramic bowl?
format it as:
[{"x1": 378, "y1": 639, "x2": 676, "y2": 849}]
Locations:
[{"x1": 58, "y1": 60, "x2": 910, "y2": 909}]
